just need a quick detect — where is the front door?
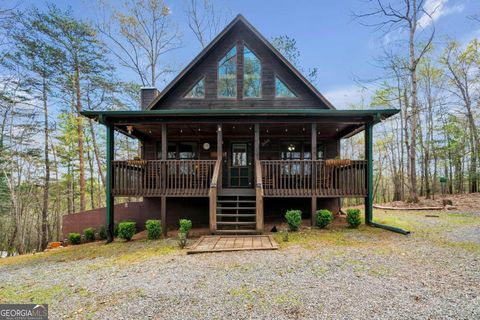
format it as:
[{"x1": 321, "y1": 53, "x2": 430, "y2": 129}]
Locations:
[{"x1": 228, "y1": 142, "x2": 253, "y2": 188}]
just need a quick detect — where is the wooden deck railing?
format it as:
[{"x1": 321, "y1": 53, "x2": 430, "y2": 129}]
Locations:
[
  {"x1": 260, "y1": 160, "x2": 367, "y2": 197},
  {"x1": 112, "y1": 160, "x2": 216, "y2": 196}
]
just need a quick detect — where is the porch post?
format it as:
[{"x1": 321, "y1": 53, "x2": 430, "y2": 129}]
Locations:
[
  {"x1": 311, "y1": 123, "x2": 317, "y2": 226},
  {"x1": 106, "y1": 123, "x2": 115, "y2": 243},
  {"x1": 217, "y1": 124, "x2": 222, "y2": 187},
  {"x1": 254, "y1": 123, "x2": 263, "y2": 232},
  {"x1": 161, "y1": 124, "x2": 167, "y2": 236},
  {"x1": 365, "y1": 122, "x2": 373, "y2": 225}
]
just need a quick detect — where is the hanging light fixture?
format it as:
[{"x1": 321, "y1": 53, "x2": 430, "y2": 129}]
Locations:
[
  {"x1": 287, "y1": 144, "x2": 296, "y2": 152},
  {"x1": 126, "y1": 125, "x2": 133, "y2": 134}
]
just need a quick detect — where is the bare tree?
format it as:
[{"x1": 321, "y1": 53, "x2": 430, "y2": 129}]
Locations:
[
  {"x1": 355, "y1": 0, "x2": 436, "y2": 202},
  {"x1": 99, "y1": 0, "x2": 182, "y2": 87},
  {"x1": 186, "y1": 0, "x2": 229, "y2": 49}
]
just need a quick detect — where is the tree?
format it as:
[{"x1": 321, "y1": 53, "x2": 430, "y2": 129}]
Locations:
[
  {"x1": 186, "y1": 0, "x2": 229, "y2": 49},
  {"x1": 99, "y1": 0, "x2": 181, "y2": 87},
  {"x1": 440, "y1": 40, "x2": 480, "y2": 193},
  {"x1": 271, "y1": 35, "x2": 319, "y2": 84},
  {"x1": 33, "y1": 5, "x2": 112, "y2": 212},
  {"x1": 356, "y1": 0, "x2": 436, "y2": 202},
  {"x1": 5, "y1": 10, "x2": 63, "y2": 250}
]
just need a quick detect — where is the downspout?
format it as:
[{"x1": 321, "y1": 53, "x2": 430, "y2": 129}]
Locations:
[{"x1": 366, "y1": 115, "x2": 410, "y2": 235}]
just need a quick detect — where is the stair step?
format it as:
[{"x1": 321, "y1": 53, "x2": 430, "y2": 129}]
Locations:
[
  {"x1": 217, "y1": 207, "x2": 256, "y2": 210},
  {"x1": 217, "y1": 214, "x2": 256, "y2": 217},
  {"x1": 217, "y1": 221, "x2": 256, "y2": 225},
  {"x1": 217, "y1": 200, "x2": 256, "y2": 203},
  {"x1": 215, "y1": 229, "x2": 258, "y2": 234}
]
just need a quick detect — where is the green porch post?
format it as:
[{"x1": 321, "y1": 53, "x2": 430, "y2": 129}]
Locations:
[
  {"x1": 106, "y1": 123, "x2": 115, "y2": 242},
  {"x1": 365, "y1": 122, "x2": 373, "y2": 225}
]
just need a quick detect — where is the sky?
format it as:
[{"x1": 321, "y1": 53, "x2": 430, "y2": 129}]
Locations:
[{"x1": 6, "y1": 0, "x2": 480, "y2": 108}]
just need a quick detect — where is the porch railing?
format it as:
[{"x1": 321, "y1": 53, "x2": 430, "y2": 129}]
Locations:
[
  {"x1": 260, "y1": 160, "x2": 367, "y2": 197},
  {"x1": 112, "y1": 160, "x2": 216, "y2": 196}
]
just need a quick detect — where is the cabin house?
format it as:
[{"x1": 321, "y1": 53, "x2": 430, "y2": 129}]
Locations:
[{"x1": 82, "y1": 15, "x2": 399, "y2": 240}]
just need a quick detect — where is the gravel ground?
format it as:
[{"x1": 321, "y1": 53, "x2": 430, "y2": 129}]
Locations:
[{"x1": 1, "y1": 211, "x2": 480, "y2": 320}]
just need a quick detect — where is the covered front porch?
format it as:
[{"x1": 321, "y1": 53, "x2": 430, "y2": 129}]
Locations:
[{"x1": 81, "y1": 109, "x2": 391, "y2": 240}]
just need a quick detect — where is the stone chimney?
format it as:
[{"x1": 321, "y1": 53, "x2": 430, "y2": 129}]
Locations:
[{"x1": 140, "y1": 87, "x2": 159, "y2": 110}]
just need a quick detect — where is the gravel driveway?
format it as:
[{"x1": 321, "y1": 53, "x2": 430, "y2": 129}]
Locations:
[{"x1": 1, "y1": 210, "x2": 479, "y2": 319}]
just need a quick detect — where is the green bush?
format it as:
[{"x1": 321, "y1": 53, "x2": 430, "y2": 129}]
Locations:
[
  {"x1": 285, "y1": 210, "x2": 302, "y2": 231},
  {"x1": 98, "y1": 225, "x2": 107, "y2": 240},
  {"x1": 146, "y1": 220, "x2": 162, "y2": 240},
  {"x1": 178, "y1": 232, "x2": 187, "y2": 249},
  {"x1": 179, "y1": 219, "x2": 192, "y2": 236},
  {"x1": 346, "y1": 209, "x2": 361, "y2": 228},
  {"x1": 118, "y1": 221, "x2": 136, "y2": 241},
  {"x1": 68, "y1": 233, "x2": 81, "y2": 245},
  {"x1": 316, "y1": 209, "x2": 333, "y2": 229},
  {"x1": 83, "y1": 227, "x2": 96, "y2": 242}
]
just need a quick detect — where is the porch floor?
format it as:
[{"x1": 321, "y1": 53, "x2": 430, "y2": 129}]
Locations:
[{"x1": 186, "y1": 235, "x2": 279, "y2": 254}]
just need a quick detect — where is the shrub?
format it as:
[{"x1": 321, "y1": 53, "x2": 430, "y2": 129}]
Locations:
[
  {"x1": 316, "y1": 209, "x2": 333, "y2": 229},
  {"x1": 118, "y1": 221, "x2": 136, "y2": 241},
  {"x1": 68, "y1": 233, "x2": 81, "y2": 245},
  {"x1": 178, "y1": 232, "x2": 187, "y2": 249},
  {"x1": 114, "y1": 223, "x2": 119, "y2": 237},
  {"x1": 346, "y1": 209, "x2": 361, "y2": 228},
  {"x1": 179, "y1": 219, "x2": 192, "y2": 236},
  {"x1": 285, "y1": 210, "x2": 302, "y2": 231},
  {"x1": 83, "y1": 227, "x2": 96, "y2": 242},
  {"x1": 146, "y1": 220, "x2": 162, "y2": 240},
  {"x1": 98, "y1": 225, "x2": 107, "y2": 240}
]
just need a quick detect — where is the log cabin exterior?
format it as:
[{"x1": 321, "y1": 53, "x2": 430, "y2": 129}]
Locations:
[{"x1": 82, "y1": 15, "x2": 399, "y2": 240}]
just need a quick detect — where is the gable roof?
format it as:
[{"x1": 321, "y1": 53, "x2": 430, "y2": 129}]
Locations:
[{"x1": 146, "y1": 14, "x2": 336, "y2": 110}]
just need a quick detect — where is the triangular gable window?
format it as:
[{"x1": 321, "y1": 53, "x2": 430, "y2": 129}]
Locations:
[
  {"x1": 275, "y1": 76, "x2": 296, "y2": 98},
  {"x1": 185, "y1": 78, "x2": 205, "y2": 98}
]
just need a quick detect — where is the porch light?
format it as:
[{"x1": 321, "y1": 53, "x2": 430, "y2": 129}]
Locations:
[
  {"x1": 287, "y1": 144, "x2": 296, "y2": 152},
  {"x1": 126, "y1": 125, "x2": 133, "y2": 134},
  {"x1": 285, "y1": 128, "x2": 288, "y2": 133}
]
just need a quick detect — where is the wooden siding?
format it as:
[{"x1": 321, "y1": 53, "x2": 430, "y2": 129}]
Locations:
[{"x1": 153, "y1": 23, "x2": 330, "y2": 110}]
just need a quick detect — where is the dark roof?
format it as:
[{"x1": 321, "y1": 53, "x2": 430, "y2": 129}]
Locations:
[{"x1": 145, "y1": 14, "x2": 336, "y2": 110}]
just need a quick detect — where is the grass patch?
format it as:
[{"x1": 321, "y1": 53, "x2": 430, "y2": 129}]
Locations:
[
  {"x1": 0, "y1": 239, "x2": 178, "y2": 268},
  {"x1": 0, "y1": 283, "x2": 85, "y2": 304}
]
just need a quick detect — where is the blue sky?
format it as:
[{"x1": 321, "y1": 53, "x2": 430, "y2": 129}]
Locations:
[{"x1": 8, "y1": 0, "x2": 480, "y2": 108}]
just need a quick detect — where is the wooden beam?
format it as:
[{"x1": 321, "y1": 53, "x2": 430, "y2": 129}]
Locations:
[
  {"x1": 311, "y1": 123, "x2": 317, "y2": 226},
  {"x1": 106, "y1": 124, "x2": 115, "y2": 243},
  {"x1": 254, "y1": 123, "x2": 260, "y2": 161},
  {"x1": 161, "y1": 124, "x2": 167, "y2": 160},
  {"x1": 217, "y1": 124, "x2": 222, "y2": 188},
  {"x1": 161, "y1": 196, "x2": 167, "y2": 237}
]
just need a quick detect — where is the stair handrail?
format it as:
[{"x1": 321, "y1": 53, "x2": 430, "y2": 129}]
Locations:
[
  {"x1": 255, "y1": 160, "x2": 264, "y2": 232},
  {"x1": 209, "y1": 159, "x2": 221, "y2": 232}
]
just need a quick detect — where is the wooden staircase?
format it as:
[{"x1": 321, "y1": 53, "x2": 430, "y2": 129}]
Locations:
[
  {"x1": 215, "y1": 195, "x2": 257, "y2": 234},
  {"x1": 209, "y1": 159, "x2": 264, "y2": 235}
]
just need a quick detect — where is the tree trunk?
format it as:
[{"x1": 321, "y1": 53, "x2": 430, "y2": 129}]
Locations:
[
  {"x1": 40, "y1": 79, "x2": 50, "y2": 251},
  {"x1": 74, "y1": 60, "x2": 86, "y2": 212},
  {"x1": 88, "y1": 119, "x2": 106, "y2": 188}
]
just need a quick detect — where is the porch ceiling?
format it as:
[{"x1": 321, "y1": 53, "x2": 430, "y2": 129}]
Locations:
[{"x1": 81, "y1": 108, "x2": 399, "y2": 140}]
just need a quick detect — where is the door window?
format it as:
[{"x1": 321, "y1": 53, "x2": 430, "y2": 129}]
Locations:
[{"x1": 232, "y1": 143, "x2": 247, "y2": 166}]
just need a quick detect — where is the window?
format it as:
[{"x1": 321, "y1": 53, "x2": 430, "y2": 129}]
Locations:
[
  {"x1": 275, "y1": 76, "x2": 296, "y2": 98},
  {"x1": 243, "y1": 46, "x2": 261, "y2": 97},
  {"x1": 185, "y1": 78, "x2": 205, "y2": 98},
  {"x1": 218, "y1": 46, "x2": 237, "y2": 97},
  {"x1": 232, "y1": 143, "x2": 247, "y2": 166}
]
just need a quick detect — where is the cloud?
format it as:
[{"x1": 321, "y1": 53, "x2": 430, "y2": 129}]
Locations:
[
  {"x1": 417, "y1": 0, "x2": 464, "y2": 29},
  {"x1": 324, "y1": 84, "x2": 375, "y2": 109}
]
